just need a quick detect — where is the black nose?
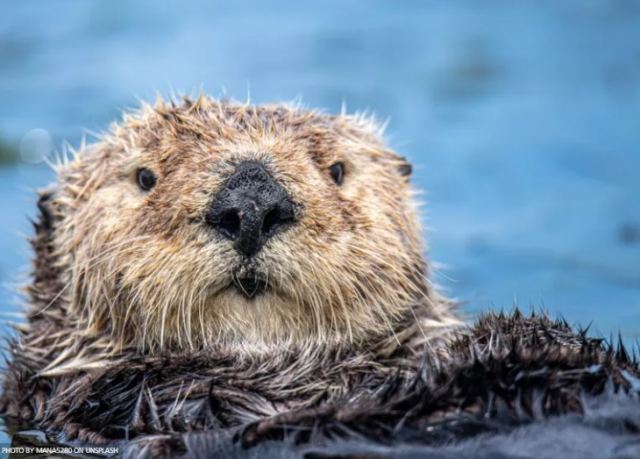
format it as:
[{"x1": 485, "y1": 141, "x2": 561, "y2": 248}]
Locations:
[{"x1": 205, "y1": 161, "x2": 297, "y2": 257}]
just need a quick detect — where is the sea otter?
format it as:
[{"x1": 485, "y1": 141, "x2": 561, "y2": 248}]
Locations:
[{"x1": 1, "y1": 96, "x2": 638, "y2": 459}]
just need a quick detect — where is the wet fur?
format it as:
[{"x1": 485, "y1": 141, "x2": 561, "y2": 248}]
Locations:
[
  {"x1": 6, "y1": 95, "x2": 455, "y2": 358},
  {"x1": 1, "y1": 95, "x2": 457, "y2": 445},
  {"x1": 2, "y1": 96, "x2": 638, "y2": 457},
  {"x1": 4, "y1": 312, "x2": 639, "y2": 458}
]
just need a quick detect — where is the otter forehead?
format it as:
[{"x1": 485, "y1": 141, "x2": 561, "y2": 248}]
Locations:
[
  {"x1": 114, "y1": 99, "x2": 384, "y2": 166},
  {"x1": 51, "y1": 95, "x2": 427, "y2": 352}
]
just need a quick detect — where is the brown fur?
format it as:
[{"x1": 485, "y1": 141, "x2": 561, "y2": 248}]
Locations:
[{"x1": 0, "y1": 95, "x2": 459, "y2": 442}]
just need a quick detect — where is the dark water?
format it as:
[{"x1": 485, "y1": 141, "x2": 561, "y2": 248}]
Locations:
[{"x1": 1, "y1": 0, "x2": 640, "y2": 449}]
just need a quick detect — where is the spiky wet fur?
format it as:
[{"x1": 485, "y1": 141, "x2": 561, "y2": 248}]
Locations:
[{"x1": 3, "y1": 311, "x2": 639, "y2": 459}]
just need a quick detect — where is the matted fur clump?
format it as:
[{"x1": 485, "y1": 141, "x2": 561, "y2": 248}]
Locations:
[
  {"x1": 111, "y1": 312, "x2": 640, "y2": 458},
  {"x1": 5, "y1": 311, "x2": 640, "y2": 459}
]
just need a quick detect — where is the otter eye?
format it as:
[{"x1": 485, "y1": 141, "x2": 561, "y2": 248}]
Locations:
[
  {"x1": 136, "y1": 168, "x2": 157, "y2": 191},
  {"x1": 329, "y1": 162, "x2": 344, "y2": 186}
]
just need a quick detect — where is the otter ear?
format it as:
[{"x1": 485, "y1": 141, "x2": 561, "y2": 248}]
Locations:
[
  {"x1": 382, "y1": 151, "x2": 413, "y2": 178},
  {"x1": 397, "y1": 156, "x2": 413, "y2": 178}
]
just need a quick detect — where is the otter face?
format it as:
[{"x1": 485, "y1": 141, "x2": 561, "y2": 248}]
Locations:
[{"x1": 48, "y1": 97, "x2": 429, "y2": 352}]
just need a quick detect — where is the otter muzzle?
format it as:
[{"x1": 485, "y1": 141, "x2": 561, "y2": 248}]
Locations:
[{"x1": 205, "y1": 161, "x2": 296, "y2": 258}]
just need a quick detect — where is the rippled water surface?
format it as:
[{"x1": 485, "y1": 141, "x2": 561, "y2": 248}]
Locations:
[{"x1": 1, "y1": 0, "x2": 639, "y2": 446}]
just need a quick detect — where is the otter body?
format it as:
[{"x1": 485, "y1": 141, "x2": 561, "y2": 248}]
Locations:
[{"x1": 2, "y1": 96, "x2": 638, "y2": 458}]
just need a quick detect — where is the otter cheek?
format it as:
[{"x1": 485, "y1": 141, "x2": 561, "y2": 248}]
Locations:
[{"x1": 92, "y1": 186, "x2": 143, "y2": 228}]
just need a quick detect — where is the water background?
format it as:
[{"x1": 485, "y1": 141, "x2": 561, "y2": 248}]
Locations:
[{"x1": 1, "y1": 2, "x2": 639, "y2": 353}]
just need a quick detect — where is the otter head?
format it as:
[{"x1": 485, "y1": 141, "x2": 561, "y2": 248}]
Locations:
[{"x1": 38, "y1": 96, "x2": 433, "y2": 353}]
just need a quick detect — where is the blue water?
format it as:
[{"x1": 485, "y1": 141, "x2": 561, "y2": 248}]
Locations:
[{"x1": 1, "y1": 1, "x2": 639, "y2": 346}]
